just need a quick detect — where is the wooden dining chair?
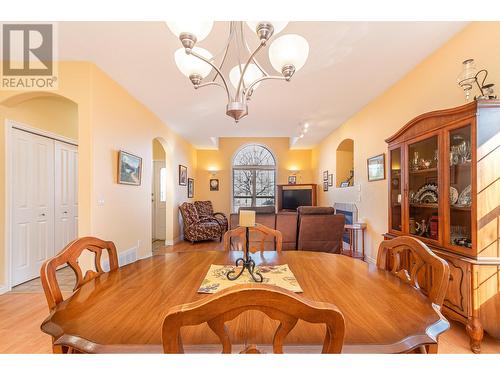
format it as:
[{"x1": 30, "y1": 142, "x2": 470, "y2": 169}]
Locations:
[
  {"x1": 162, "y1": 284, "x2": 345, "y2": 354},
  {"x1": 40, "y1": 236, "x2": 118, "y2": 353},
  {"x1": 377, "y1": 236, "x2": 450, "y2": 353},
  {"x1": 223, "y1": 223, "x2": 283, "y2": 253}
]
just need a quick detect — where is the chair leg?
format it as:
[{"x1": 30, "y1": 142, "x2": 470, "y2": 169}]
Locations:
[{"x1": 426, "y1": 344, "x2": 438, "y2": 354}]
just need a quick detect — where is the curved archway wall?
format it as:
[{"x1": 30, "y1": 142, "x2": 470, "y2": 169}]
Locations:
[
  {"x1": 313, "y1": 22, "x2": 500, "y2": 263},
  {"x1": 0, "y1": 62, "x2": 196, "y2": 287},
  {"x1": 196, "y1": 137, "x2": 314, "y2": 216}
]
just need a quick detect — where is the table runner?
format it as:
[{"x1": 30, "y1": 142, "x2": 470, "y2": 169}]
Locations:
[{"x1": 198, "y1": 264, "x2": 303, "y2": 293}]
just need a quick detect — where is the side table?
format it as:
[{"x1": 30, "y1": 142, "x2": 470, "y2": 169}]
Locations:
[{"x1": 342, "y1": 223, "x2": 367, "y2": 261}]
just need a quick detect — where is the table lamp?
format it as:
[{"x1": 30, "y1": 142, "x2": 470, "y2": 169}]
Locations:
[{"x1": 227, "y1": 210, "x2": 263, "y2": 282}]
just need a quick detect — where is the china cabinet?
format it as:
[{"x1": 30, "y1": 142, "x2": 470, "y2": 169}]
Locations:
[{"x1": 384, "y1": 100, "x2": 500, "y2": 353}]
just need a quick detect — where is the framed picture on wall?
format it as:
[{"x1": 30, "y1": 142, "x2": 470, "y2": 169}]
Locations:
[
  {"x1": 179, "y1": 165, "x2": 187, "y2": 186},
  {"x1": 323, "y1": 170, "x2": 328, "y2": 181},
  {"x1": 323, "y1": 181, "x2": 328, "y2": 191},
  {"x1": 210, "y1": 178, "x2": 219, "y2": 191},
  {"x1": 328, "y1": 174, "x2": 334, "y2": 187},
  {"x1": 188, "y1": 178, "x2": 194, "y2": 198},
  {"x1": 117, "y1": 150, "x2": 142, "y2": 186},
  {"x1": 288, "y1": 175, "x2": 297, "y2": 185},
  {"x1": 367, "y1": 153, "x2": 386, "y2": 181}
]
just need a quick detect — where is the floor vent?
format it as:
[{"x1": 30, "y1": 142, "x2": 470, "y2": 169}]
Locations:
[{"x1": 102, "y1": 246, "x2": 138, "y2": 271}]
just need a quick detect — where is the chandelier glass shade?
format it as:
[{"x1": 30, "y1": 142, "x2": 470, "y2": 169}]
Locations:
[
  {"x1": 167, "y1": 21, "x2": 309, "y2": 122},
  {"x1": 269, "y1": 34, "x2": 309, "y2": 73},
  {"x1": 229, "y1": 64, "x2": 264, "y2": 89},
  {"x1": 174, "y1": 47, "x2": 213, "y2": 78},
  {"x1": 167, "y1": 21, "x2": 214, "y2": 42}
]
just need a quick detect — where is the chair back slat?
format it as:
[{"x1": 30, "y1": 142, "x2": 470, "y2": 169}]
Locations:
[
  {"x1": 223, "y1": 224, "x2": 282, "y2": 253},
  {"x1": 40, "y1": 236, "x2": 118, "y2": 310},
  {"x1": 162, "y1": 284, "x2": 345, "y2": 354},
  {"x1": 377, "y1": 236, "x2": 450, "y2": 307}
]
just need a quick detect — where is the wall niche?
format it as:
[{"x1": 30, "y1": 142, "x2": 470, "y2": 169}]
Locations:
[{"x1": 336, "y1": 139, "x2": 354, "y2": 187}]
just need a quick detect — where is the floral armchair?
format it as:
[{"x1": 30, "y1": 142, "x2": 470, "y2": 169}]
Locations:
[
  {"x1": 194, "y1": 200, "x2": 228, "y2": 233},
  {"x1": 179, "y1": 202, "x2": 223, "y2": 243}
]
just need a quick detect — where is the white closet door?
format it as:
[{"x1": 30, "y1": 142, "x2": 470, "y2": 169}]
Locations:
[
  {"x1": 11, "y1": 129, "x2": 55, "y2": 286},
  {"x1": 54, "y1": 141, "x2": 78, "y2": 254}
]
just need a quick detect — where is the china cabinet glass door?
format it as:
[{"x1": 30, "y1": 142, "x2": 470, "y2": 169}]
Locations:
[
  {"x1": 389, "y1": 148, "x2": 402, "y2": 232},
  {"x1": 448, "y1": 125, "x2": 473, "y2": 249},
  {"x1": 408, "y1": 135, "x2": 440, "y2": 241}
]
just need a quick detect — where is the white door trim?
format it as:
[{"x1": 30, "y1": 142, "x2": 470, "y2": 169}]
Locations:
[{"x1": 4, "y1": 119, "x2": 77, "y2": 291}]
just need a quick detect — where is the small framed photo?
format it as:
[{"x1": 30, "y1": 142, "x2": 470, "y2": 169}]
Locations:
[
  {"x1": 340, "y1": 182, "x2": 349, "y2": 188},
  {"x1": 288, "y1": 175, "x2": 297, "y2": 185},
  {"x1": 118, "y1": 150, "x2": 142, "y2": 185},
  {"x1": 323, "y1": 170, "x2": 329, "y2": 181},
  {"x1": 328, "y1": 174, "x2": 334, "y2": 187},
  {"x1": 187, "y1": 178, "x2": 194, "y2": 198},
  {"x1": 323, "y1": 181, "x2": 329, "y2": 192},
  {"x1": 210, "y1": 178, "x2": 219, "y2": 191},
  {"x1": 179, "y1": 165, "x2": 187, "y2": 186},
  {"x1": 367, "y1": 153, "x2": 386, "y2": 182}
]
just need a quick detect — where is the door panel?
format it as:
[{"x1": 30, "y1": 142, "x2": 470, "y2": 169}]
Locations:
[
  {"x1": 12, "y1": 129, "x2": 55, "y2": 286},
  {"x1": 55, "y1": 141, "x2": 78, "y2": 253}
]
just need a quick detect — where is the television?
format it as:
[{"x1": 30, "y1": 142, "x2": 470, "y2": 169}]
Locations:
[{"x1": 282, "y1": 189, "x2": 312, "y2": 210}]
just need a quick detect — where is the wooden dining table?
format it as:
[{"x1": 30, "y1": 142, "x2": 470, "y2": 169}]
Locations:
[{"x1": 40, "y1": 251, "x2": 449, "y2": 353}]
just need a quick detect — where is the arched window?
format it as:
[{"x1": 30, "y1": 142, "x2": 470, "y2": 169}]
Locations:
[{"x1": 232, "y1": 144, "x2": 276, "y2": 212}]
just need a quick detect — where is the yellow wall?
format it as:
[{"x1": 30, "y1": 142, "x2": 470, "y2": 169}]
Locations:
[
  {"x1": 0, "y1": 62, "x2": 196, "y2": 286},
  {"x1": 196, "y1": 137, "x2": 314, "y2": 217},
  {"x1": 313, "y1": 22, "x2": 500, "y2": 262}
]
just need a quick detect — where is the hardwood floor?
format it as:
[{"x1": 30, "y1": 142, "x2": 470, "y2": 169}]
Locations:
[{"x1": 1, "y1": 239, "x2": 498, "y2": 354}]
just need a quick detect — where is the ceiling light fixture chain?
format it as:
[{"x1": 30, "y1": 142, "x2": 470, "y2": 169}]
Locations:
[{"x1": 168, "y1": 21, "x2": 309, "y2": 122}]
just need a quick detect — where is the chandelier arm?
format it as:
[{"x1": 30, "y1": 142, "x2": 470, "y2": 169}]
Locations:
[
  {"x1": 189, "y1": 50, "x2": 231, "y2": 102},
  {"x1": 195, "y1": 82, "x2": 226, "y2": 90},
  {"x1": 241, "y1": 22, "x2": 269, "y2": 77},
  {"x1": 244, "y1": 75, "x2": 287, "y2": 100},
  {"x1": 235, "y1": 23, "x2": 247, "y2": 92},
  {"x1": 212, "y1": 22, "x2": 234, "y2": 83},
  {"x1": 236, "y1": 41, "x2": 267, "y2": 100}
]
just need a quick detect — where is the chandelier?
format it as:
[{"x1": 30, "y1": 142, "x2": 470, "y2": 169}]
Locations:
[{"x1": 167, "y1": 21, "x2": 309, "y2": 122}]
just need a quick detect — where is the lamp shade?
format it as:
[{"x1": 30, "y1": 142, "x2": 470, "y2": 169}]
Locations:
[
  {"x1": 269, "y1": 34, "x2": 309, "y2": 74},
  {"x1": 174, "y1": 47, "x2": 213, "y2": 78},
  {"x1": 229, "y1": 64, "x2": 264, "y2": 89},
  {"x1": 166, "y1": 21, "x2": 213, "y2": 42},
  {"x1": 246, "y1": 21, "x2": 288, "y2": 36}
]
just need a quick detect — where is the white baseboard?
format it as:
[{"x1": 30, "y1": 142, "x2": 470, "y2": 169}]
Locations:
[
  {"x1": 165, "y1": 236, "x2": 182, "y2": 246},
  {"x1": 140, "y1": 253, "x2": 152, "y2": 260},
  {"x1": 0, "y1": 284, "x2": 11, "y2": 295}
]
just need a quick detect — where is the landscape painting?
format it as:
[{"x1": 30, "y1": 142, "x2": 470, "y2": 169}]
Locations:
[{"x1": 118, "y1": 150, "x2": 142, "y2": 185}]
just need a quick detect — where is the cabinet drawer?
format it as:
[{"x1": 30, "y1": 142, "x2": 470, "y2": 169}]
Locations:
[{"x1": 436, "y1": 251, "x2": 470, "y2": 317}]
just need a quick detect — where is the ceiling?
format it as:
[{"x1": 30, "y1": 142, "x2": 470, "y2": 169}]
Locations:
[{"x1": 57, "y1": 21, "x2": 467, "y2": 149}]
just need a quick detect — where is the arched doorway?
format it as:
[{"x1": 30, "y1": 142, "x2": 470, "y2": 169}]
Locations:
[{"x1": 151, "y1": 137, "x2": 174, "y2": 251}]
